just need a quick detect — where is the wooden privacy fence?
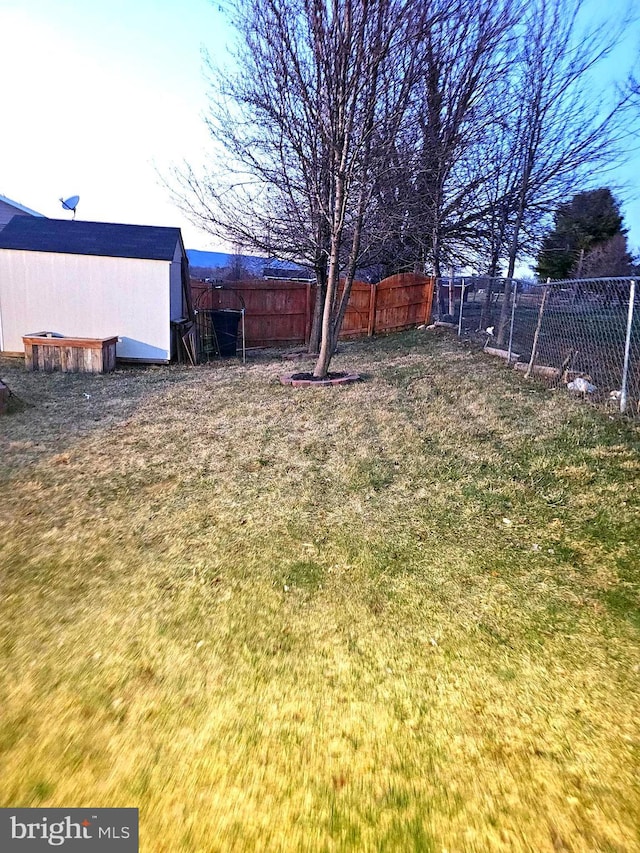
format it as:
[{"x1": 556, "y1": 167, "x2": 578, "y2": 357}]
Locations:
[{"x1": 190, "y1": 273, "x2": 434, "y2": 349}]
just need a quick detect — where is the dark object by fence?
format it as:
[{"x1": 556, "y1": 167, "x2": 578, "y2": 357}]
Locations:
[
  {"x1": 197, "y1": 309, "x2": 243, "y2": 359},
  {"x1": 211, "y1": 309, "x2": 242, "y2": 357},
  {"x1": 22, "y1": 333, "x2": 117, "y2": 373},
  {"x1": 191, "y1": 273, "x2": 434, "y2": 349}
]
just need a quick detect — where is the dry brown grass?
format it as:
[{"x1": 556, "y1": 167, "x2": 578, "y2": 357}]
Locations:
[{"x1": 1, "y1": 330, "x2": 639, "y2": 852}]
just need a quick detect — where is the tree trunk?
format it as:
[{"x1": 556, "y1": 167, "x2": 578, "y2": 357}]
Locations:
[
  {"x1": 480, "y1": 280, "x2": 494, "y2": 330},
  {"x1": 314, "y1": 232, "x2": 342, "y2": 378},
  {"x1": 308, "y1": 256, "x2": 327, "y2": 354},
  {"x1": 308, "y1": 284, "x2": 325, "y2": 354},
  {"x1": 496, "y1": 279, "x2": 513, "y2": 346},
  {"x1": 496, "y1": 195, "x2": 526, "y2": 345}
]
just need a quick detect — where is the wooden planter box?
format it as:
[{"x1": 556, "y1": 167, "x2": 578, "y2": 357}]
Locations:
[{"x1": 22, "y1": 333, "x2": 118, "y2": 374}]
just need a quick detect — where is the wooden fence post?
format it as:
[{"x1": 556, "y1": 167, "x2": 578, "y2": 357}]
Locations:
[
  {"x1": 367, "y1": 283, "x2": 377, "y2": 337},
  {"x1": 423, "y1": 277, "x2": 434, "y2": 324},
  {"x1": 524, "y1": 284, "x2": 549, "y2": 379}
]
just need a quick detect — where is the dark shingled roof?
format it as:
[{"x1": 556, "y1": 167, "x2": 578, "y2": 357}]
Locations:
[
  {"x1": 262, "y1": 265, "x2": 315, "y2": 281},
  {"x1": 0, "y1": 217, "x2": 184, "y2": 261}
]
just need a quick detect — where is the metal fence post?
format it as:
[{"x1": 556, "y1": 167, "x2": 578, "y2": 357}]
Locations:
[
  {"x1": 507, "y1": 280, "x2": 517, "y2": 363},
  {"x1": 448, "y1": 267, "x2": 455, "y2": 317},
  {"x1": 620, "y1": 279, "x2": 636, "y2": 414},
  {"x1": 458, "y1": 279, "x2": 465, "y2": 337}
]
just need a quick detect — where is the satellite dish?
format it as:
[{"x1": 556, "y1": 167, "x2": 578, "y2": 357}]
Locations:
[{"x1": 60, "y1": 195, "x2": 80, "y2": 219}]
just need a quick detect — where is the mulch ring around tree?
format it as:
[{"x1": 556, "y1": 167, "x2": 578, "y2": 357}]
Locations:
[{"x1": 279, "y1": 371, "x2": 361, "y2": 387}]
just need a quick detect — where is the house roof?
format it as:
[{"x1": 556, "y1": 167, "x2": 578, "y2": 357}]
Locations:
[
  {"x1": 0, "y1": 217, "x2": 184, "y2": 261},
  {"x1": 263, "y1": 265, "x2": 315, "y2": 281},
  {"x1": 0, "y1": 194, "x2": 45, "y2": 217}
]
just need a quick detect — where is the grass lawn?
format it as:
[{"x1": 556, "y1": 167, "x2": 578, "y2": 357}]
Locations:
[{"x1": 1, "y1": 330, "x2": 639, "y2": 852}]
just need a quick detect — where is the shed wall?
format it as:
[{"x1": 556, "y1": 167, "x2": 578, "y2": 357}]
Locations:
[
  {"x1": 170, "y1": 242, "x2": 184, "y2": 320},
  {"x1": 0, "y1": 250, "x2": 171, "y2": 360}
]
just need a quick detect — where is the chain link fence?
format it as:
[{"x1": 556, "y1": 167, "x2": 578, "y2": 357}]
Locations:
[{"x1": 435, "y1": 276, "x2": 640, "y2": 419}]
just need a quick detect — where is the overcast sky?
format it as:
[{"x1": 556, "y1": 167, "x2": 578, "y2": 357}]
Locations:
[
  {"x1": 0, "y1": 0, "x2": 221, "y2": 248},
  {"x1": 1, "y1": 0, "x2": 639, "y2": 259}
]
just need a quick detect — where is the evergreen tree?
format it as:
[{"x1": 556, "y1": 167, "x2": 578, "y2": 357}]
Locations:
[{"x1": 536, "y1": 188, "x2": 625, "y2": 279}]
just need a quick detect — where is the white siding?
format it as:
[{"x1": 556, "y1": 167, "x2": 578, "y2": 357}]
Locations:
[{"x1": 0, "y1": 250, "x2": 171, "y2": 360}]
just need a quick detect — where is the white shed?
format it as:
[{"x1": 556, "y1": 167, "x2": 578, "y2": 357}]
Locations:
[{"x1": 0, "y1": 217, "x2": 192, "y2": 362}]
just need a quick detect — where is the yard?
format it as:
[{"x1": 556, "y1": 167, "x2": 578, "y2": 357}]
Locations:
[{"x1": 1, "y1": 330, "x2": 639, "y2": 852}]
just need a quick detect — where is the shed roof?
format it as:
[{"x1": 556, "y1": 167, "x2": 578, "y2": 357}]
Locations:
[
  {"x1": 0, "y1": 217, "x2": 184, "y2": 261},
  {"x1": 0, "y1": 194, "x2": 45, "y2": 217}
]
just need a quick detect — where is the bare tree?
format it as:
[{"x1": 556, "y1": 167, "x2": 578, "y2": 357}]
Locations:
[
  {"x1": 360, "y1": 0, "x2": 519, "y2": 280},
  {"x1": 171, "y1": 0, "x2": 430, "y2": 376},
  {"x1": 170, "y1": 0, "x2": 636, "y2": 362},
  {"x1": 492, "y1": 0, "x2": 634, "y2": 344},
  {"x1": 412, "y1": 0, "x2": 520, "y2": 278},
  {"x1": 366, "y1": 0, "x2": 635, "y2": 329},
  {"x1": 308, "y1": 0, "x2": 427, "y2": 377}
]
